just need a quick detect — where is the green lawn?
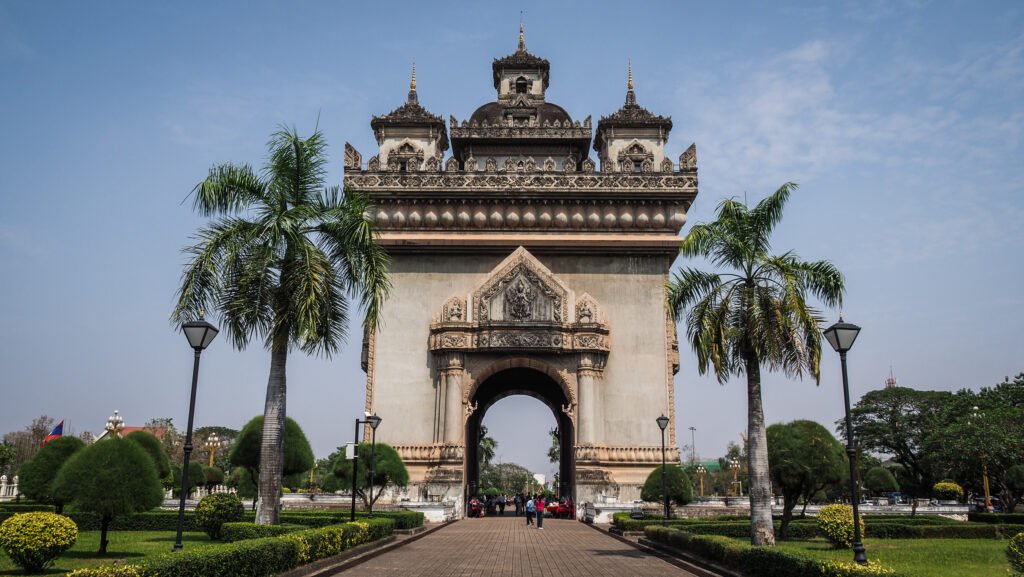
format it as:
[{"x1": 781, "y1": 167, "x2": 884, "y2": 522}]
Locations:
[
  {"x1": 0, "y1": 531, "x2": 213, "y2": 576},
  {"x1": 771, "y1": 537, "x2": 1009, "y2": 577}
]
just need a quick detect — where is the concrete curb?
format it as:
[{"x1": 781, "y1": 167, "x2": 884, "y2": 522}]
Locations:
[{"x1": 584, "y1": 522, "x2": 729, "y2": 577}]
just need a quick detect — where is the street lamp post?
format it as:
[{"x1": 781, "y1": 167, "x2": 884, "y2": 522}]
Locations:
[
  {"x1": 824, "y1": 315, "x2": 867, "y2": 565},
  {"x1": 730, "y1": 459, "x2": 741, "y2": 496},
  {"x1": 174, "y1": 314, "x2": 219, "y2": 552},
  {"x1": 350, "y1": 413, "x2": 382, "y2": 521},
  {"x1": 203, "y1": 434, "x2": 222, "y2": 468},
  {"x1": 688, "y1": 426, "x2": 697, "y2": 464},
  {"x1": 971, "y1": 407, "x2": 993, "y2": 512},
  {"x1": 367, "y1": 414, "x2": 381, "y2": 518},
  {"x1": 656, "y1": 414, "x2": 670, "y2": 527},
  {"x1": 696, "y1": 464, "x2": 706, "y2": 497}
]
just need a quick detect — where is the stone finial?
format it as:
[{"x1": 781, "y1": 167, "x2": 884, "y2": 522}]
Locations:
[
  {"x1": 626, "y1": 60, "x2": 637, "y2": 106},
  {"x1": 628, "y1": 58, "x2": 633, "y2": 91},
  {"x1": 411, "y1": 58, "x2": 416, "y2": 90},
  {"x1": 518, "y1": 20, "x2": 525, "y2": 52}
]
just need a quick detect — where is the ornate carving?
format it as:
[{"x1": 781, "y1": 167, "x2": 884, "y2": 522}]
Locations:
[
  {"x1": 574, "y1": 444, "x2": 679, "y2": 465},
  {"x1": 503, "y1": 157, "x2": 516, "y2": 172},
  {"x1": 475, "y1": 251, "x2": 566, "y2": 324},
  {"x1": 367, "y1": 156, "x2": 380, "y2": 171},
  {"x1": 345, "y1": 171, "x2": 698, "y2": 194},
  {"x1": 680, "y1": 143, "x2": 697, "y2": 171},
  {"x1": 450, "y1": 125, "x2": 592, "y2": 140},
  {"x1": 485, "y1": 157, "x2": 497, "y2": 172},
  {"x1": 575, "y1": 294, "x2": 603, "y2": 324},
  {"x1": 660, "y1": 157, "x2": 674, "y2": 173},
  {"x1": 561, "y1": 403, "x2": 576, "y2": 424},
  {"x1": 445, "y1": 157, "x2": 459, "y2": 172},
  {"x1": 442, "y1": 296, "x2": 465, "y2": 322},
  {"x1": 424, "y1": 156, "x2": 441, "y2": 172},
  {"x1": 524, "y1": 157, "x2": 537, "y2": 171},
  {"x1": 504, "y1": 278, "x2": 535, "y2": 320},
  {"x1": 581, "y1": 158, "x2": 596, "y2": 172},
  {"x1": 563, "y1": 157, "x2": 576, "y2": 172},
  {"x1": 641, "y1": 158, "x2": 654, "y2": 173},
  {"x1": 543, "y1": 157, "x2": 556, "y2": 171},
  {"x1": 464, "y1": 155, "x2": 478, "y2": 171},
  {"x1": 464, "y1": 400, "x2": 478, "y2": 420},
  {"x1": 344, "y1": 142, "x2": 361, "y2": 171}
]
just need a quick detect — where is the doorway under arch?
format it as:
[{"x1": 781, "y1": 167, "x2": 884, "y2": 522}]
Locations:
[{"x1": 465, "y1": 367, "x2": 575, "y2": 501}]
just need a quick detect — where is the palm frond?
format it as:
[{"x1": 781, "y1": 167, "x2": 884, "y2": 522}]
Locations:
[
  {"x1": 192, "y1": 164, "x2": 267, "y2": 217},
  {"x1": 666, "y1": 268, "x2": 722, "y2": 320}
]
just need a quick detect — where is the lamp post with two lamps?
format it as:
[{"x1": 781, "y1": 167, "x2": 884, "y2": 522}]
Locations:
[
  {"x1": 173, "y1": 315, "x2": 219, "y2": 552},
  {"x1": 656, "y1": 414, "x2": 670, "y2": 526},
  {"x1": 730, "y1": 459, "x2": 742, "y2": 496},
  {"x1": 350, "y1": 413, "x2": 382, "y2": 521},
  {"x1": 696, "y1": 464, "x2": 707, "y2": 498},
  {"x1": 823, "y1": 315, "x2": 867, "y2": 565}
]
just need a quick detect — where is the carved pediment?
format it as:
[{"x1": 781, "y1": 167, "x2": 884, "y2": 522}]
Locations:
[{"x1": 474, "y1": 247, "x2": 569, "y2": 324}]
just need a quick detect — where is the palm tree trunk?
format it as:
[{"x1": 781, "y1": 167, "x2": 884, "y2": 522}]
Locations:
[
  {"x1": 255, "y1": 337, "x2": 288, "y2": 525},
  {"x1": 745, "y1": 355, "x2": 776, "y2": 546}
]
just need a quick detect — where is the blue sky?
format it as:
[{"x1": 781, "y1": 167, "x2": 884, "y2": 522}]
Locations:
[{"x1": 1, "y1": 1, "x2": 1022, "y2": 480}]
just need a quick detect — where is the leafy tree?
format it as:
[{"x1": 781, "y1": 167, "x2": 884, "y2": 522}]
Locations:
[
  {"x1": 171, "y1": 461, "x2": 206, "y2": 497},
  {"x1": 144, "y1": 417, "x2": 183, "y2": 466},
  {"x1": 0, "y1": 443, "x2": 14, "y2": 477},
  {"x1": 2, "y1": 415, "x2": 56, "y2": 474},
  {"x1": 125, "y1": 430, "x2": 172, "y2": 478},
  {"x1": 51, "y1": 438, "x2": 164, "y2": 554},
  {"x1": 478, "y1": 425, "x2": 497, "y2": 467},
  {"x1": 547, "y1": 427, "x2": 559, "y2": 463},
  {"x1": 479, "y1": 462, "x2": 535, "y2": 494},
  {"x1": 667, "y1": 183, "x2": 844, "y2": 546},
  {"x1": 17, "y1": 436, "x2": 85, "y2": 513},
  {"x1": 204, "y1": 465, "x2": 225, "y2": 488},
  {"x1": 228, "y1": 416, "x2": 314, "y2": 478},
  {"x1": 640, "y1": 465, "x2": 693, "y2": 507},
  {"x1": 332, "y1": 442, "x2": 408, "y2": 507},
  {"x1": 845, "y1": 386, "x2": 952, "y2": 497},
  {"x1": 766, "y1": 420, "x2": 845, "y2": 539},
  {"x1": 194, "y1": 425, "x2": 239, "y2": 468},
  {"x1": 863, "y1": 467, "x2": 899, "y2": 495},
  {"x1": 171, "y1": 126, "x2": 390, "y2": 524},
  {"x1": 1006, "y1": 464, "x2": 1024, "y2": 512},
  {"x1": 925, "y1": 383, "x2": 1024, "y2": 511}
]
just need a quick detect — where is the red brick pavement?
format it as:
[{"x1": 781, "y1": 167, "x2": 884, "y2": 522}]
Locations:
[{"x1": 332, "y1": 516, "x2": 701, "y2": 576}]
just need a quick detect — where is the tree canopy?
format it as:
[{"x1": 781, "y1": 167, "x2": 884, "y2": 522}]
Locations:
[
  {"x1": 641, "y1": 465, "x2": 693, "y2": 507},
  {"x1": 125, "y1": 430, "x2": 172, "y2": 478},
  {"x1": 332, "y1": 442, "x2": 408, "y2": 507},
  {"x1": 864, "y1": 467, "x2": 899, "y2": 495},
  {"x1": 229, "y1": 415, "x2": 314, "y2": 477},
  {"x1": 17, "y1": 436, "x2": 85, "y2": 512},
  {"x1": 172, "y1": 127, "x2": 390, "y2": 525},
  {"x1": 767, "y1": 420, "x2": 845, "y2": 539},
  {"x1": 667, "y1": 183, "x2": 844, "y2": 546},
  {"x1": 51, "y1": 438, "x2": 164, "y2": 554},
  {"x1": 479, "y1": 462, "x2": 535, "y2": 494}
]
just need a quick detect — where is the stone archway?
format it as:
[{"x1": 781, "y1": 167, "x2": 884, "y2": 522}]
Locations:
[{"x1": 464, "y1": 367, "x2": 575, "y2": 501}]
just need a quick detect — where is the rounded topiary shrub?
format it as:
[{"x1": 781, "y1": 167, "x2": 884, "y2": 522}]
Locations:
[
  {"x1": 1008, "y1": 532, "x2": 1024, "y2": 576},
  {"x1": 0, "y1": 512, "x2": 79, "y2": 572},
  {"x1": 195, "y1": 492, "x2": 245, "y2": 540},
  {"x1": 932, "y1": 481, "x2": 963, "y2": 501},
  {"x1": 817, "y1": 504, "x2": 865, "y2": 549}
]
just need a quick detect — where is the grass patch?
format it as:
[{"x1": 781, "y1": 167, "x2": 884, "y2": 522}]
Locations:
[
  {"x1": 0, "y1": 531, "x2": 212, "y2": 576},
  {"x1": 770, "y1": 537, "x2": 1008, "y2": 577}
]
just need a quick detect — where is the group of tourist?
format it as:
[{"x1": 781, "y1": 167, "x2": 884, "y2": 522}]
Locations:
[{"x1": 468, "y1": 493, "x2": 575, "y2": 527}]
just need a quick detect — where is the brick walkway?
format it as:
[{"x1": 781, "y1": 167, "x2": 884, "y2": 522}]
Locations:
[{"x1": 332, "y1": 516, "x2": 701, "y2": 576}]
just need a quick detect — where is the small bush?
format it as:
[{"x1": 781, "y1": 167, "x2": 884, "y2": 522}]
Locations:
[
  {"x1": 932, "y1": 481, "x2": 963, "y2": 501},
  {"x1": 195, "y1": 493, "x2": 244, "y2": 540},
  {"x1": 0, "y1": 512, "x2": 78, "y2": 572},
  {"x1": 1008, "y1": 532, "x2": 1024, "y2": 576},
  {"x1": 817, "y1": 504, "x2": 865, "y2": 549}
]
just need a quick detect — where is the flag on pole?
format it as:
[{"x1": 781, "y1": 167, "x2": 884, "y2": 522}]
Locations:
[{"x1": 41, "y1": 421, "x2": 64, "y2": 447}]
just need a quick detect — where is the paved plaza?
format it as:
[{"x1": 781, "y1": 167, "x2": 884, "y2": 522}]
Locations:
[{"x1": 332, "y1": 517, "x2": 705, "y2": 577}]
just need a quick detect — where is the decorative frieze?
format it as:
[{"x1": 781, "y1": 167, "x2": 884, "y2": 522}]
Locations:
[
  {"x1": 574, "y1": 444, "x2": 680, "y2": 465},
  {"x1": 392, "y1": 443, "x2": 465, "y2": 465}
]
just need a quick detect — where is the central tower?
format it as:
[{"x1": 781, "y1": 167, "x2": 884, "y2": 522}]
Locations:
[{"x1": 345, "y1": 33, "x2": 698, "y2": 513}]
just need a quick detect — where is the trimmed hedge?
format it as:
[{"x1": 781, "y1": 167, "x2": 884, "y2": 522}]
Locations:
[
  {"x1": 0, "y1": 503, "x2": 56, "y2": 513},
  {"x1": 970, "y1": 513, "x2": 1024, "y2": 525},
  {"x1": 67, "y1": 518, "x2": 395, "y2": 577},
  {"x1": 645, "y1": 526, "x2": 913, "y2": 577},
  {"x1": 0, "y1": 507, "x2": 426, "y2": 533},
  {"x1": 220, "y1": 522, "x2": 296, "y2": 542}
]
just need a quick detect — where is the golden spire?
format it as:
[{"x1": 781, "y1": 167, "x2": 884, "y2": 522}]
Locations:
[
  {"x1": 518, "y1": 17, "x2": 525, "y2": 51},
  {"x1": 410, "y1": 58, "x2": 416, "y2": 90},
  {"x1": 628, "y1": 59, "x2": 633, "y2": 91}
]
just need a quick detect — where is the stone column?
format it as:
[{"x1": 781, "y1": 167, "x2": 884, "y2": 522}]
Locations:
[
  {"x1": 442, "y1": 353, "x2": 465, "y2": 444},
  {"x1": 577, "y1": 353, "x2": 605, "y2": 444}
]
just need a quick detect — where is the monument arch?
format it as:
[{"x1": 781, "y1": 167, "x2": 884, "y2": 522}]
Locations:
[{"x1": 346, "y1": 33, "x2": 698, "y2": 514}]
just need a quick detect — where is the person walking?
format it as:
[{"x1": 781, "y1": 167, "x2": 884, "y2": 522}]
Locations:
[
  {"x1": 536, "y1": 495, "x2": 545, "y2": 529},
  {"x1": 498, "y1": 494, "x2": 506, "y2": 516},
  {"x1": 525, "y1": 496, "x2": 534, "y2": 526}
]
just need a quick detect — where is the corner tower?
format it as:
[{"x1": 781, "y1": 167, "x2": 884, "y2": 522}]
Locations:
[{"x1": 345, "y1": 38, "x2": 699, "y2": 515}]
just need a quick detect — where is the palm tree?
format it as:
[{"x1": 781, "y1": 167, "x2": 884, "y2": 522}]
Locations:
[
  {"x1": 666, "y1": 183, "x2": 844, "y2": 546},
  {"x1": 478, "y1": 425, "x2": 497, "y2": 467},
  {"x1": 172, "y1": 126, "x2": 390, "y2": 525}
]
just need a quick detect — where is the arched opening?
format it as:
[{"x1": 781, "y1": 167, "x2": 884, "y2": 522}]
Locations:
[
  {"x1": 515, "y1": 76, "x2": 529, "y2": 94},
  {"x1": 465, "y1": 367, "x2": 574, "y2": 503}
]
